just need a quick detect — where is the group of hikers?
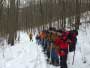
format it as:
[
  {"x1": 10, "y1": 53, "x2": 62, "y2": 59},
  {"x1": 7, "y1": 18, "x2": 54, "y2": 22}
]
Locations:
[{"x1": 35, "y1": 27, "x2": 78, "y2": 68}]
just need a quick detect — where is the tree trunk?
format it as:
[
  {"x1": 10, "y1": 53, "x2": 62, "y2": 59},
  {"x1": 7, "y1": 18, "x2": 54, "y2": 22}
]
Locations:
[
  {"x1": 8, "y1": 0, "x2": 17, "y2": 46},
  {"x1": 75, "y1": 0, "x2": 80, "y2": 30}
]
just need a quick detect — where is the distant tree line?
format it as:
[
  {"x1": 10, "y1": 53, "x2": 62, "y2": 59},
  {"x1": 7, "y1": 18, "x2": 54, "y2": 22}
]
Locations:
[{"x1": 0, "y1": 0, "x2": 90, "y2": 45}]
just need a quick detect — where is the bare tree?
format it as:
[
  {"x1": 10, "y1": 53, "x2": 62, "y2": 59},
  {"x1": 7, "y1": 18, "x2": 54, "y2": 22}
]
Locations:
[
  {"x1": 8, "y1": 0, "x2": 18, "y2": 46},
  {"x1": 75, "y1": 0, "x2": 80, "y2": 30}
]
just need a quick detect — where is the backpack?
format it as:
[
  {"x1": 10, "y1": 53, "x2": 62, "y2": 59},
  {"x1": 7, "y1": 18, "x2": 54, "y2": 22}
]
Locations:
[
  {"x1": 67, "y1": 30, "x2": 78, "y2": 52},
  {"x1": 69, "y1": 37, "x2": 77, "y2": 52}
]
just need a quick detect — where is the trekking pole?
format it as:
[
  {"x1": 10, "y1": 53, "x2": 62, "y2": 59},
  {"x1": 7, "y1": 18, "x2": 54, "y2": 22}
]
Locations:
[
  {"x1": 67, "y1": 43, "x2": 70, "y2": 64},
  {"x1": 72, "y1": 50, "x2": 76, "y2": 65},
  {"x1": 59, "y1": 55, "x2": 60, "y2": 66},
  {"x1": 49, "y1": 42, "x2": 53, "y2": 63},
  {"x1": 72, "y1": 39, "x2": 77, "y2": 65}
]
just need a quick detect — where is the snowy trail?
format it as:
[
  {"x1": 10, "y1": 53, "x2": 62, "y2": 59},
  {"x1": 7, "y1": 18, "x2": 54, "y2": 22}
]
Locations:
[
  {"x1": 0, "y1": 32, "x2": 47, "y2": 68},
  {"x1": 0, "y1": 23, "x2": 90, "y2": 68}
]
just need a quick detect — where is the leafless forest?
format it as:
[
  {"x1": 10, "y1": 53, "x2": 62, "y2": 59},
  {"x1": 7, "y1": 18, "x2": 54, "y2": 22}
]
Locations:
[{"x1": 0, "y1": 0, "x2": 90, "y2": 45}]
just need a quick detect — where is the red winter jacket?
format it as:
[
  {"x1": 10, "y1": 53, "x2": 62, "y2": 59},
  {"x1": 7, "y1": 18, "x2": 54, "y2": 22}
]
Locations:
[{"x1": 54, "y1": 36, "x2": 69, "y2": 56}]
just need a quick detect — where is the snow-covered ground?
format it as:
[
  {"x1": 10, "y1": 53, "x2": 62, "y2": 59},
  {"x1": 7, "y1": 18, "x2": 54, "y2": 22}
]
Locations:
[
  {"x1": 0, "y1": 23, "x2": 90, "y2": 68},
  {"x1": 0, "y1": 32, "x2": 48, "y2": 68}
]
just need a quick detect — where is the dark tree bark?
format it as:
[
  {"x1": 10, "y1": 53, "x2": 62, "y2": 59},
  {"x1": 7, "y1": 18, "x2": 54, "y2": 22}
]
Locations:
[
  {"x1": 75, "y1": 0, "x2": 80, "y2": 30},
  {"x1": 8, "y1": 0, "x2": 17, "y2": 46},
  {"x1": 0, "y1": 0, "x2": 3, "y2": 17}
]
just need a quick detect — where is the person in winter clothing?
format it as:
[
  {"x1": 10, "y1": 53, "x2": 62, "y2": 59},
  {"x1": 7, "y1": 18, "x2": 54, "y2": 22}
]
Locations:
[
  {"x1": 39, "y1": 31, "x2": 46, "y2": 46},
  {"x1": 39, "y1": 31, "x2": 46, "y2": 40},
  {"x1": 29, "y1": 32, "x2": 33, "y2": 41},
  {"x1": 46, "y1": 32, "x2": 52, "y2": 61},
  {"x1": 67, "y1": 30, "x2": 78, "y2": 52},
  {"x1": 45, "y1": 30, "x2": 59, "y2": 66},
  {"x1": 54, "y1": 33, "x2": 69, "y2": 68},
  {"x1": 51, "y1": 46, "x2": 59, "y2": 66},
  {"x1": 36, "y1": 34, "x2": 41, "y2": 45},
  {"x1": 51, "y1": 32, "x2": 59, "y2": 65},
  {"x1": 43, "y1": 36, "x2": 49, "y2": 52}
]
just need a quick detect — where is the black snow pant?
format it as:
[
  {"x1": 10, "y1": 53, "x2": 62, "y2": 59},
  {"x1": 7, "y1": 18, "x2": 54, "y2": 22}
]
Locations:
[{"x1": 60, "y1": 55, "x2": 68, "y2": 68}]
